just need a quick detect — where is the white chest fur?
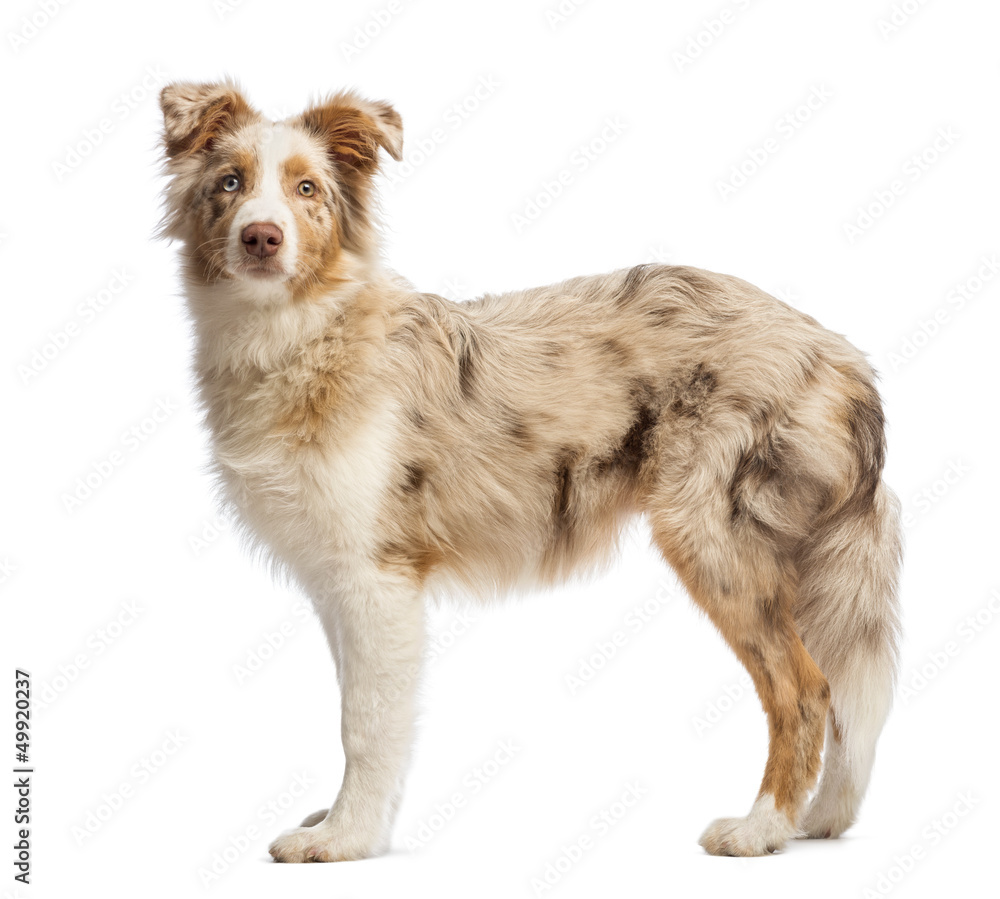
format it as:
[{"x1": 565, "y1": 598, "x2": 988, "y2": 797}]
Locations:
[
  {"x1": 189, "y1": 283, "x2": 400, "y2": 586},
  {"x1": 210, "y1": 392, "x2": 399, "y2": 579}
]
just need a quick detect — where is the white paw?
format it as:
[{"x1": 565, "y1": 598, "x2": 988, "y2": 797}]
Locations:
[
  {"x1": 268, "y1": 821, "x2": 374, "y2": 864},
  {"x1": 699, "y1": 794, "x2": 798, "y2": 857},
  {"x1": 799, "y1": 794, "x2": 853, "y2": 840}
]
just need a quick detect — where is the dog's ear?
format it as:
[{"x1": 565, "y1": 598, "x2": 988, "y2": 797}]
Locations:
[
  {"x1": 159, "y1": 81, "x2": 256, "y2": 159},
  {"x1": 297, "y1": 91, "x2": 403, "y2": 173}
]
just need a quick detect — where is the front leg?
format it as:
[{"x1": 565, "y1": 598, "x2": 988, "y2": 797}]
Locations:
[{"x1": 269, "y1": 571, "x2": 424, "y2": 863}]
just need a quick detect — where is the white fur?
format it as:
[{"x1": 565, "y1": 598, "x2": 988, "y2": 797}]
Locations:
[
  {"x1": 699, "y1": 793, "x2": 800, "y2": 857},
  {"x1": 225, "y1": 123, "x2": 301, "y2": 286},
  {"x1": 268, "y1": 571, "x2": 424, "y2": 861},
  {"x1": 800, "y1": 663, "x2": 893, "y2": 838}
]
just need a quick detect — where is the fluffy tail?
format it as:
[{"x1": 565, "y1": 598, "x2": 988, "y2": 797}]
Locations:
[{"x1": 794, "y1": 482, "x2": 903, "y2": 838}]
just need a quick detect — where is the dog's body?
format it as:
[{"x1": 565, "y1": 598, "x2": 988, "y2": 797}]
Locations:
[{"x1": 159, "y1": 82, "x2": 901, "y2": 861}]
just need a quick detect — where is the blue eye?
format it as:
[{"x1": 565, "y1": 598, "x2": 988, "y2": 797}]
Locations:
[{"x1": 222, "y1": 175, "x2": 240, "y2": 192}]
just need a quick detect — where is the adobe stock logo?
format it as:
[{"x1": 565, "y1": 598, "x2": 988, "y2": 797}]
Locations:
[
  {"x1": 671, "y1": 0, "x2": 755, "y2": 72},
  {"x1": 885, "y1": 254, "x2": 999, "y2": 372},
  {"x1": 529, "y1": 782, "x2": 648, "y2": 896},
  {"x1": 842, "y1": 128, "x2": 959, "y2": 244},
  {"x1": 51, "y1": 67, "x2": 169, "y2": 182},
  {"x1": 339, "y1": 0, "x2": 404, "y2": 61},
  {"x1": 7, "y1": 0, "x2": 71, "y2": 53},
  {"x1": 862, "y1": 793, "x2": 978, "y2": 898},
  {"x1": 60, "y1": 398, "x2": 180, "y2": 513},
  {"x1": 716, "y1": 85, "x2": 833, "y2": 200},
  {"x1": 18, "y1": 268, "x2": 133, "y2": 385},
  {"x1": 511, "y1": 117, "x2": 627, "y2": 233}
]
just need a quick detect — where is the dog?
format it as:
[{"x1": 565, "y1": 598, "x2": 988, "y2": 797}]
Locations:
[{"x1": 158, "y1": 81, "x2": 902, "y2": 861}]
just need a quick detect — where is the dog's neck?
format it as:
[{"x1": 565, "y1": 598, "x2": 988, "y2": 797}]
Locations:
[{"x1": 184, "y1": 249, "x2": 386, "y2": 379}]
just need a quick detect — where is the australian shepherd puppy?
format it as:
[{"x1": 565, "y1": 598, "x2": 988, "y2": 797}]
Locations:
[{"x1": 158, "y1": 81, "x2": 901, "y2": 862}]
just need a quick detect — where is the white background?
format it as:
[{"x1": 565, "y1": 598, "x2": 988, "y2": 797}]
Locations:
[{"x1": 2, "y1": 0, "x2": 998, "y2": 897}]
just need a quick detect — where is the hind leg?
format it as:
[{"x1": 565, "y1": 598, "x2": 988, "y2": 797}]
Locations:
[
  {"x1": 695, "y1": 595, "x2": 829, "y2": 855},
  {"x1": 651, "y1": 517, "x2": 830, "y2": 856}
]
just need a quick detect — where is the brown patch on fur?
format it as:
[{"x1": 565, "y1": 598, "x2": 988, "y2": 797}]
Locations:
[
  {"x1": 302, "y1": 105, "x2": 400, "y2": 172},
  {"x1": 273, "y1": 372, "x2": 342, "y2": 442},
  {"x1": 799, "y1": 349, "x2": 822, "y2": 386},
  {"x1": 552, "y1": 452, "x2": 576, "y2": 538},
  {"x1": 830, "y1": 711, "x2": 843, "y2": 744},
  {"x1": 596, "y1": 403, "x2": 656, "y2": 478},
  {"x1": 388, "y1": 303, "x2": 445, "y2": 349},
  {"x1": 228, "y1": 146, "x2": 258, "y2": 185},
  {"x1": 457, "y1": 346, "x2": 475, "y2": 397},
  {"x1": 858, "y1": 615, "x2": 887, "y2": 651},
  {"x1": 191, "y1": 206, "x2": 241, "y2": 283},
  {"x1": 161, "y1": 83, "x2": 256, "y2": 159},
  {"x1": 827, "y1": 364, "x2": 886, "y2": 504},
  {"x1": 844, "y1": 390, "x2": 886, "y2": 506},
  {"x1": 647, "y1": 306, "x2": 679, "y2": 325},
  {"x1": 269, "y1": 293, "x2": 388, "y2": 442},
  {"x1": 555, "y1": 464, "x2": 572, "y2": 519},
  {"x1": 746, "y1": 643, "x2": 775, "y2": 698},
  {"x1": 281, "y1": 153, "x2": 315, "y2": 184},
  {"x1": 285, "y1": 225, "x2": 350, "y2": 304},
  {"x1": 617, "y1": 405, "x2": 656, "y2": 472},
  {"x1": 402, "y1": 463, "x2": 426, "y2": 494},
  {"x1": 729, "y1": 433, "x2": 783, "y2": 527},
  {"x1": 601, "y1": 337, "x2": 626, "y2": 359},
  {"x1": 377, "y1": 541, "x2": 442, "y2": 583},
  {"x1": 669, "y1": 364, "x2": 717, "y2": 417},
  {"x1": 611, "y1": 264, "x2": 681, "y2": 325},
  {"x1": 505, "y1": 411, "x2": 534, "y2": 449},
  {"x1": 614, "y1": 263, "x2": 656, "y2": 306},
  {"x1": 450, "y1": 322, "x2": 479, "y2": 399},
  {"x1": 728, "y1": 396, "x2": 781, "y2": 439}
]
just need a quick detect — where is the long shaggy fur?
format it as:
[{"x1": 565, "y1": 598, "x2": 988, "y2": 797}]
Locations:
[{"x1": 158, "y1": 81, "x2": 902, "y2": 861}]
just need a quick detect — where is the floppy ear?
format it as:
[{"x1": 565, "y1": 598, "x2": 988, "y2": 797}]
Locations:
[
  {"x1": 297, "y1": 91, "x2": 403, "y2": 173},
  {"x1": 159, "y1": 80, "x2": 257, "y2": 159}
]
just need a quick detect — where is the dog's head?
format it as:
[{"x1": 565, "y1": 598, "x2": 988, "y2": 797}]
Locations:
[{"x1": 158, "y1": 81, "x2": 402, "y2": 302}]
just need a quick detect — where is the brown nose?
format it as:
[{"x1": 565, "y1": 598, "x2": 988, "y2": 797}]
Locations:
[{"x1": 241, "y1": 222, "x2": 283, "y2": 258}]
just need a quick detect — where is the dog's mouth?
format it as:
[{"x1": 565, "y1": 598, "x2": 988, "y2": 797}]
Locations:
[{"x1": 235, "y1": 255, "x2": 288, "y2": 280}]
